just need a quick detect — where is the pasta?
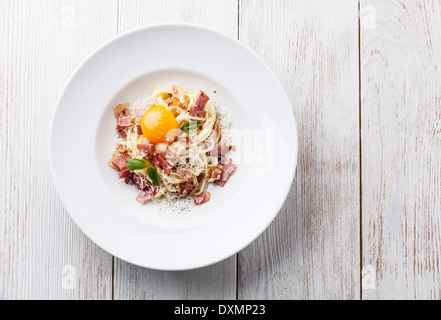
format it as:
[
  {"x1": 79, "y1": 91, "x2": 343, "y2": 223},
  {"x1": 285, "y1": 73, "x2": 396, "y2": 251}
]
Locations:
[{"x1": 109, "y1": 84, "x2": 237, "y2": 206}]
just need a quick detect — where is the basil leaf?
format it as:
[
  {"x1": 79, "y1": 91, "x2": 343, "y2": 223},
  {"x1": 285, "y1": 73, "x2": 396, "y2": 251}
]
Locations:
[
  {"x1": 148, "y1": 167, "x2": 161, "y2": 186},
  {"x1": 125, "y1": 158, "x2": 147, "y2": 170},
  {"x1": 183, "y1": 121, "x2": 201, "y2": 135}
]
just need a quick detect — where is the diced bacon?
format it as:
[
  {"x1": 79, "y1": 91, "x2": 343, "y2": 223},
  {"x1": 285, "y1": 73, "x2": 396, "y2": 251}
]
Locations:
[
  {"x1": 114, "y1": 104, "x2": 131, "y2": 137},
  {"x1": 179, "y1": 181, "x2": 195, "y2": 196},
  {"x1": 214, "y1": 159, "x2": 237, "y2": 187},
  {"x1": 116, "y1": 125, "x2": 128, "y2": 138},
  {"x1": 131, "y1": 174, "x2": 145, "y2": 190},
  {"x1": 114, "y1": 103, "x2": 131, "y2": 137},
  {"x1": 112, "y1": 158, "x2": 132, "y2": 183},
  {"x1": 135, "y1": 106, "x2": 149, "y2": 123},
  {"x1": 117, "y1": 115, "x2": 131, "y2": 127},
  {"x1": 119, "y1": 168, "x2": 132, "y2": 179},
  {"x1": 112, "y1": 158, "x2": 128, "y2": 171},
  {"x1": 177, "y1": 167, "x2": 193, "y2": 182},
  {"x1": 189, "y1": 91, "x2": 209, "y2": 118},
  {"x1": 118, "y1": 169, "x2": 132, "y2": 184},
  {"x1": 136, "y1": 191, "x2": 151, "y2": 204},
  {"x1": 152, "y1": 153, "x2": 171, "y2": 174},
  {"x1": 136, "y1": 189, "x2": 152, "y2": 204},
  {"x1": 133, "y1": 106, "x2": 151, "y2": 136},
  {"x1": 208, "y1": 168, "x2": 222, "y2": 182},
  {"x1": 137, "y1": 143, "x2": 155, "y2": 159},
  {"x1": 114, "y1": 102, "x2": 129, "y2": 116},
  {"x1": 194, "y1": 191, "x2": 211, "y2": 205},
  {"x1": 135, "y1": 181, "x2": 158, "y2": 204}
]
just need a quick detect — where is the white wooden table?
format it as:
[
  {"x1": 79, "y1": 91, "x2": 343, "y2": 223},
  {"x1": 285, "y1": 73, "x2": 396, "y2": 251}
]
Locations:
[{"x1": 1, "y1": 0, "x2": 440, "y2": 300}]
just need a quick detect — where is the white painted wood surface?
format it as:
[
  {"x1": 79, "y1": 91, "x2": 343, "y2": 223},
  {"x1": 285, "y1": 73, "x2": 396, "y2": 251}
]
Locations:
[
  {"x1": 361, "y1": 0, "x2": 441, "y2": 300},
  {"x1": 1, "y1": 0, "x2": 440, "y2": 300}
]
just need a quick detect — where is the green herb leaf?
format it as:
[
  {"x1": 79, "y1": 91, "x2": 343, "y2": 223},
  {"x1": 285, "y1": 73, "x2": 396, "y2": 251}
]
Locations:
[
  {"x1": 183, "y1": 121, "x2": 201, "y2": 135},
  {"x1": 148, "y1": 167, "x2": 161, "y2": 186},
  {"x1": 125, "y1": 158, "x2": 147, "y2": 170}
]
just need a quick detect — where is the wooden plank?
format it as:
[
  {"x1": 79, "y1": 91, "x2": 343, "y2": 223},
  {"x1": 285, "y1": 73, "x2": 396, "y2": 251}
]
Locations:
[
  {"x1": 238, "y1": 0, "x2": 360, "y2": 299},
  {"x1": 361, "y1": 0, "x2": 441, "y2": 299},
  {"x1": 0, "y1": 0, "x2": 116, "y2": 299},
  {"x1": 113, "y1": 0, "x2": 238, "y2": 300}
]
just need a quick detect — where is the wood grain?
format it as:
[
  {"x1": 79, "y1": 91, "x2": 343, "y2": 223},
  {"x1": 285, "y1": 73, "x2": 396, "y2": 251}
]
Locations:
[
  {"x1": 113, "y1": 0, "x2": 238, "y2": 300},
  {"x1": 361, "y1": 0, "x2": 441, "y2": 299},
  {"x1": 0, "y1": 0, "x2": 116, "y2": 299},
  {"x1": 237, "y1": 0, "x2": 361, "y2": 299}
]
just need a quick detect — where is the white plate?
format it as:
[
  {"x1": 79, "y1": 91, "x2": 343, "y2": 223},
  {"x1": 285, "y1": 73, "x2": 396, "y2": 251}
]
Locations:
[{"x1": 50, "y1": 23, "x2": 298, "y2": 270}]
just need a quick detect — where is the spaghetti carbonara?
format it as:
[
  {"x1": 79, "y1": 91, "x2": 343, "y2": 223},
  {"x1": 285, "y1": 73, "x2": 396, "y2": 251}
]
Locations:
[{"x1": 109, "y1": 84, "x2": 237, "y2": 206}]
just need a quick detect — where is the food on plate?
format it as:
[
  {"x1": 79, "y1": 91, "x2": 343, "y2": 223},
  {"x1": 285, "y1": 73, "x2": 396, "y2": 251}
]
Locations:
[{"x1": 109, "y1": 84, "x2": 237, "y2": 206}]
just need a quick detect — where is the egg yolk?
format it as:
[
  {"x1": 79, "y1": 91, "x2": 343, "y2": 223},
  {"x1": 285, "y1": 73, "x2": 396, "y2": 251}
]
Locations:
[{"x1": 141, "y1": 106, "x2": 179, "y2": 144}]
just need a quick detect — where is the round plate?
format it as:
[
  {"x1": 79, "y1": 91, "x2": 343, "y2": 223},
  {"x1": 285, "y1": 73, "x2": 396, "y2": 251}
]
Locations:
[{"x1": 50, "y1": 23, "x2": 298, "y2": 270}]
